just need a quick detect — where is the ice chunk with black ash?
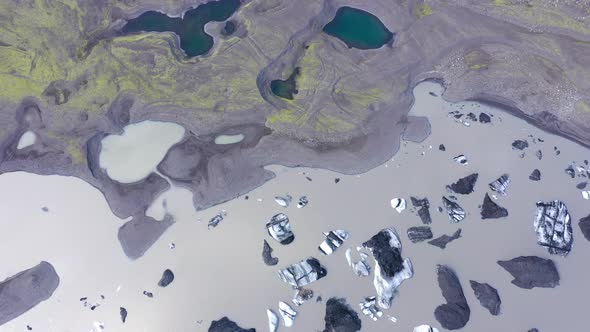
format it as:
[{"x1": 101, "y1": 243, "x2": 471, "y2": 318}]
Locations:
[
  {"x1": 319, "y1": 230, "x2": 350, "y2": 255},
  {"x1": 442, "y1": 197, "x2": 466, "y2": 223},
  {"x1": 453, "y1": 155, "x2": 468, "y2": 165},
  {"x1": 362, "y1": 228, "x2": 413, "y2": 309},
  {"x1": 407, "y1": 226, "x2": 433, "y2": 243},
  {"x1": 274, "y1": 194, "x2": 293, "y2": 207},
  {"x1": 278, "y1": 301, "x2": 297, "y2": 327},
  {"x1": 297, "y1": 196, "x2": 308, "y2": 208},
  {"x1": 359, "y1": 296, "x2": 382, "y2": 321},
  {"x1": 262, "y1": 240, "x2": 279, "y2": 266},
  {"x1": 428, "y1": 229, "x2": 462, "y2": 249},
  {"x1": 512, "y1": 140, "x2": 529, "y2": 150},
  {"x1": 411, "y1": 197, "x2": 432, "y2": 224},
  {"x1": 292, "y1": 288, "x2": 314, "y2": 306},
  {"x1": 534, "y1": 201, "x2": 573, "y2": 256},
  {"x1": 447, "y1": 173, "x2": 478, "y2": 195},
  {"x1": 489, "y1": 174, "x2": 510, "y2": 196},
  {"x1": 390, "y1": 198, "x2": 406, "y2": 213},
  {"x1": 208, "y1": 211, "x2": 227, "y2": 229},
  {"x1": 267, "y1": 213, "x2": 295, "y2": 245},
  {"x1": 345, "y1": 248, "x2": 371, "y2": 277},
  {"x1": 278, "y1": 257, "x2": 327, "y2": 288},
  {"x1": 529, "y1": 169, "x2": 541, "y2": 181},
  {"x1": 158, "y1": 269, "x2": 174, "y2": 287}
]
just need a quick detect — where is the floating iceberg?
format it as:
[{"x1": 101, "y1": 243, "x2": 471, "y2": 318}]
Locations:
[
  {"x1": 297, "y1": 196, "x2": 309, "y2": 208},
  {"x1": 319, "y1": 230, "x2": 350, "y2": 255},
  {"x1": 359, "y1": 296, "x2": 382, "y2": 321},
  {"x1": 534, "y1": 200, "x2": 573, "y2": 256},
  {"x1": 267, "y1": 309, "x2": 278, "y2": 332},
  {"x1": 489, "y1": 174, "x2": 510, "y2": 196},
  {"x1": 442, "y1": 197, "x2": 466, "y2": 223},
  {"x1": 208, "y1": 211, "x2": 227, "y2": 229},
  {"x1": 345, "y1": 248, "x2": 371, "y2": 277},
  {"x1": 277, "y1": 257, "x2": 327, "y2": 288},
  {"x1": 390, "y1": 198, "x2": 406, "y2": 213},
  {"x1": 362, "y1": 228, "x2": 413, "y2": 308},
  {"x1": 274, "y1": 194, "x2": 292, "y2": 207},
  {"x1": 266, "y1": 213, "x2": 295, "y2": 245},
  {"x1": 278, "y1": 301, "x2": 297, "y2": 327}
]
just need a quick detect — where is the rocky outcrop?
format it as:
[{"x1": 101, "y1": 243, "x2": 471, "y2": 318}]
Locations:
[
  {"x1": 322, "y1": 298, "x2": 361, "y2": 332},
  {"x1": 407, "y1": 226, "x2": 433, "y2": 243},
  {"x1": 208, "y1": 317, "x2": 255, "y2": 332},
  {"x1": 0, "y1": 261, "x2": 60, "y2": 326},
  {"x1": 497, "y1": 256, "x2": 560, "y2": 289},
  {"x1": 447, "y1": 173, "x2": 478, "y2": 195},
  {"x1": 428, "y1": 229, "x2": 462, "y2": 249},
  {"x1": 534, "y1": 201, "x2": 573, "y2": 256},
  {"x1": 434, "y1": 265, "x2": 470, "y2": 330},
  {"x1": 481, "y1": 193, "x2": 508, "y2": 219},
  {"x1": 362, "y1": 228, "x2": 413, "y2": 308},
  {"x1": 469, "y1": 280, "x2": 501, "y2": 315}
]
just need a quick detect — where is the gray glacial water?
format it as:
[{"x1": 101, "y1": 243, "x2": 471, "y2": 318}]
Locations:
[{"x1": 0, "y1": 81, "x2": 589, "y2": 331}]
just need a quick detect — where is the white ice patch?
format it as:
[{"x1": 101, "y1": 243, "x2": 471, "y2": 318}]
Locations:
[
  {"x1": 17, "y1": 131, "x2": 36, "y2": 149},
  {"x1": 214, "y1": 134, "x2": 244, "y2": 145},
  {"x1": 390, "y1": 198, "x2": 406, "y2": 213},
  {"x1": 99, "y1": 120, "x2": 185, "y2": 183}
]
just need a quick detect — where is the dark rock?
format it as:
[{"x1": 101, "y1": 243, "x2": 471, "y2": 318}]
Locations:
[
  {"x1": 497, "y1": 256, "x2": 560, "y2": 289},
  {"x1": 481, "y1": 193, "x2": 508, "y2": 219},
  {"x1": 158, "y1": 269, "x2": 174, "y2": 287},
  {"x1": 512, "y1": 140, "x2": 529, "y2": 150},
  {"x1": 535, "y1": 150, "x2": 543, "y2": 160},
  {"x1": 478, "y1": 112, "x2": 491, "y2": 123},
  {"x1": 466, "y1": 112, "x2": 477, "y2": 121},
  {"x1": 447, "y1": 173, "x2": 478, "y2": 195},
  {"x1": 411, "y1": 196, "x2": 432, "y2": 224},
  {"x1": 439, "y1": 144, "x2": 446, "y2": 151},
  {"x1": 0, "y1": 262, "x2": 60, "y2": 326},
  {"x1": 577, "y1": 181, "x2": 588, "y2": 189},
  {"x1": 529, "y1": 169, "x2": 541, "y2": 181},
  {"x1": 262, "y1": 240, "x2": 279, "y2": 266},
  {"x1": 208, "y1": 317, "x2": 255, "y2": 332},
  {"x1": 528, "y1": 329, "x2": 540, "y2": 332},
  {"x1": 469, "y1": 280, "x2": 501, "y2": 315},
  {"x1": 428, "y1": 229, "x2": 462, "y2": 249},
  {"x1": 578, "y1": 214, "x2": 590, "y2": 241},
  {"x1": 143, "y1": 291, "x2": 153, "y2": 298},
  {"x1": 322, "y1": 298, "x2": 361, "y2": 332},
  {"x1": 442, "y1": 197, "x2": 466, "y2": 222},
  {"x1": 534, "y1": 201, "x2": 573, "y2": 256},
  {"x1": 407, "y1": 226, "x2": 433, "y2": 243},
  {"x1": 434, "y1": 265, "x2": 470, "y2": 330},
  {"x1": 120, "y1": 307, "x2": 128, "y2": 323},
  {"x1": 335, "y1": 178, "x2": 340, "y2": 184},
  {"x1": 565, "y1": 166, "x2": 575, "y2": 178}
]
